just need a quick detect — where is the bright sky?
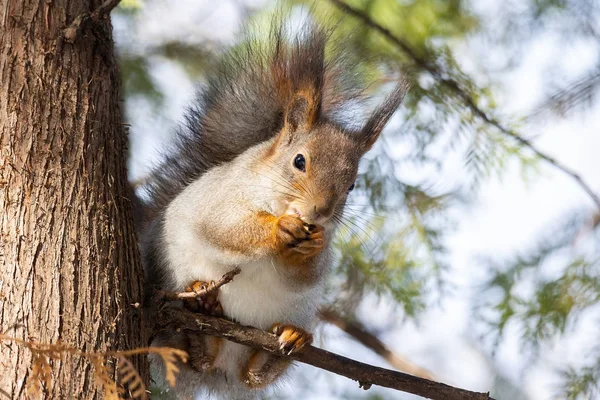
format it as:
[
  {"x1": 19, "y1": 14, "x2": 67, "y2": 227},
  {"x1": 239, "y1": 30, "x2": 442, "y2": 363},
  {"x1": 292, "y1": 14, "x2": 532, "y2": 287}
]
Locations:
[{"x1": 116, "y1": 1, "x2": 600, "y2": 399}]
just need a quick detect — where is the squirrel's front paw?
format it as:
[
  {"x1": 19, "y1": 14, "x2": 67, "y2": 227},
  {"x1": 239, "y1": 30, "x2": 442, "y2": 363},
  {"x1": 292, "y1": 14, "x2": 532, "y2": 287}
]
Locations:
[
  {"x1": 274, "y1": 214, "x2": 324, "y2": 262},
  {"x1": 271, "y1": 323, "x2": 313, "y2": 355},
  {"x1": 183, "y1": 280, "x2": 224, "y2": 317}
]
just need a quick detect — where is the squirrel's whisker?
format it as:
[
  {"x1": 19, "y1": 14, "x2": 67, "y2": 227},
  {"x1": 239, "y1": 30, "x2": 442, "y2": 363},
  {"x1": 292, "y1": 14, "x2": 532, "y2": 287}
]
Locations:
[
  {"x1": 240, "y1": 164, "x2": 301, "y2": 199},
  {"x1": 332, "y1": 214, "x2": 378, "y2": 258},
  {"x1": 342, "y1": 207, "x2": 387, "y2": 219},
  {"x1": 342, "y1": 211, "x2": 386, "y2": 233}
]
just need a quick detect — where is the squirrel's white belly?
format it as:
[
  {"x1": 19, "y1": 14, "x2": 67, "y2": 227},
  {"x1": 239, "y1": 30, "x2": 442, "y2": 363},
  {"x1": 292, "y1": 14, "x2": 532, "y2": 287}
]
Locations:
[
  {"x1": 212, "y1": 258, "x2": 318, "y2": 374},
  {"x1": 173, "y1": 252, "x2": 318, "y2": 329},
  {"x1": 229, "y1": 260, "x2": 319, "y2": 327},
  {"x1": 167, "y1": 228, "x2": 318, "y2": 328},
  {"x1": 166, "y1": 231, "x2": 318, "y2": 377}
]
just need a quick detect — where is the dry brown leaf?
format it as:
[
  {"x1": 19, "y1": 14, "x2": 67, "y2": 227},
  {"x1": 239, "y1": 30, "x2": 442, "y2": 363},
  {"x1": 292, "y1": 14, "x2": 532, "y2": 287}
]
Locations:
[
  {"x1": 117, "y1": 356, "x2": 148, "y2": 400},
  {"x1": 0, "y1": 335, "x2": 192, "y2": 400},
  {"x1": 26, "y1": 351, "x2": 52, "y2": 397},
  {"x1": 155, "y1": 348, "x2": 188, "y2": 387},
  {"x1": 91, "y1": 355, "x2": 122, "y2": 400}
]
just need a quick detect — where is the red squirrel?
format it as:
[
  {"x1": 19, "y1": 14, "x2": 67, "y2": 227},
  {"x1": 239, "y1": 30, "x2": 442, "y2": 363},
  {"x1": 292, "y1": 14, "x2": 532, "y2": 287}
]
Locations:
[{"x1": 138, "y1": 18, "x2": 407, "y2": 399}]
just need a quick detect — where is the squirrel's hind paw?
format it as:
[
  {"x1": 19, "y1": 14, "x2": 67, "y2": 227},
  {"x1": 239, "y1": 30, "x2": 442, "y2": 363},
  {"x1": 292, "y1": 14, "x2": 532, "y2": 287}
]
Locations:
[
  {"x1": 188, "y1": 334, "x2": 222, "y2": 373},
  {"x1": 242, "y1": 323, "x2": 311, "y2": 389},
  {"x1": 242, "y1": 351, "x2": 291, "y2": 389},
  {"x1": 271, "y1": 323, "x2": 313, "y2": 355},
  {"x1": 183, "y1": 280, "x2": 224, "y2": 317}
]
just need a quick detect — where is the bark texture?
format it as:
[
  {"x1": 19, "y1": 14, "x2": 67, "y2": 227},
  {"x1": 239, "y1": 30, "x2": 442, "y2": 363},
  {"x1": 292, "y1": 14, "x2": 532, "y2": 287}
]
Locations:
[{"x1": 0, "y1": 1, "x2": 146, "y2": 398}]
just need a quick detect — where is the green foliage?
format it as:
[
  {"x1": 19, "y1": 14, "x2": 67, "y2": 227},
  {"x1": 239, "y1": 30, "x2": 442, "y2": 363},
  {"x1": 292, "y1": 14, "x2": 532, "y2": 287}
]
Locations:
[
  {"x1": 330, "y1": 151, "x2": 457, "y2": 316},
  {"x1": 120, "y1": 54, "x2": 163, "y2": 104},
  {"x1": 478, "y1": 212, "x2": 600, "y2": 350},
  {"x1": 334, "y1": 223, "x2": 426, "y2": 317},
  {"x1": 560, "y1": 352, "x2": 600, "y2": 400},
  {"x1": 120, "y1": 0, "x2": 144, "y2": 10},
  {"x1": 155, "y1": 42, "x2": 214, "y2": 77}
]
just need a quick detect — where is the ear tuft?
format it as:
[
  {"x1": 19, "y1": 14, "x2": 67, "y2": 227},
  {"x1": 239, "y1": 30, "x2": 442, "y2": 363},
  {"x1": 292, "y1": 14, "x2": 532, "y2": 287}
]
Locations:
[
  {"x1": 286, "y1": 96, "x2": 310, "y2": 131},
  {"x1": 361, "y1": 79, "x2": 409, "y2": 151},
  {"x1": 272, "y1": 23, "x2": 326, "y2": 134}
]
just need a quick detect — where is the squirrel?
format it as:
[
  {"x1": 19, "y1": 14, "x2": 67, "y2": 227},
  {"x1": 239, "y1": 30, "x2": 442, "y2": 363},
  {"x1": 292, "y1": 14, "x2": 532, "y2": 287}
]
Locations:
[{"x1": 136, "y1": 18, "x2": 407, "y2": 400}]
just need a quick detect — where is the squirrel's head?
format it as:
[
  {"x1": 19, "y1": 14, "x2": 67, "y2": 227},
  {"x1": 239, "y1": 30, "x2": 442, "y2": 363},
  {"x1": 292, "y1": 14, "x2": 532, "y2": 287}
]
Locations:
[
  {"x1": 259, "y1": 79, "x2": 407, "y2": 227},
  {"x1": 248, "y1": 26, "x2": 407, "y2": 226}
]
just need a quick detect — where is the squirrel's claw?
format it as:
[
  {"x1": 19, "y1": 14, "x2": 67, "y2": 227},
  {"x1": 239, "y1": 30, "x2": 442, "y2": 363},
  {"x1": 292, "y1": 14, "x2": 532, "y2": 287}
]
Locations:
[
  {"x1": 290, "y1": 228, "x2": 324, "y2": 254},
  {"x1": 183, "y1": 280, "x2": 223, "y2": 317},
  {"x1": 271, "y1": 323, "x2": 312, "y2": 355},
  {"x1": 188, "y1": 280, "x2": 212, "y2": 293}
]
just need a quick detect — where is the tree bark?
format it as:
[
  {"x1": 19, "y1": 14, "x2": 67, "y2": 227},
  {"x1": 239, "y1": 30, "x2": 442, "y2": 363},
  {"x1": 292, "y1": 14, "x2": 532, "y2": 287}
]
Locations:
[{"x1": 0, "y1": 1, "x2": 146, "y2": 398}]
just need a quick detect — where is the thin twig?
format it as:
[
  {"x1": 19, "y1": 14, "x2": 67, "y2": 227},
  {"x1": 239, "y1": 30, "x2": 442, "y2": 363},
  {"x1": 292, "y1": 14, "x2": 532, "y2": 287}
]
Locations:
[
  {"x1": 63, "y1": 0, "x2": 122, "y2": 42},
  {"x1": 319, "y1": 308, "x2": 436, "y2": 380},
  {"x1": 330, "y1": 0, "x2": 600, "y2": 210},
  {"x1": 158, "y1": 307, "x2": 495, "y2": 400},
  {"x1": 156, "y1": 267, "x2": 241, "y2": 301}
]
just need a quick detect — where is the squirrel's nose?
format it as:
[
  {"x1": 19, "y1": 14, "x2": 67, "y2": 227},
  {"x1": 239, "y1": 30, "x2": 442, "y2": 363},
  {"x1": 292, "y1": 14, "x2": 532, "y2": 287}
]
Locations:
[{"x1": 313, "y1": 204, "x2": 334, "y2": 221}]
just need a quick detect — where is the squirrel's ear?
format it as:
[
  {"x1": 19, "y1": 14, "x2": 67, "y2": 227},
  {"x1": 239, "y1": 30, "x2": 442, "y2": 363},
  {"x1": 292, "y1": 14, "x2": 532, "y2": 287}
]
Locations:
[
  {"x1": 272, "y1": 27, "x2": 326, "y2": 134},
  {"x1": 360, "y1": 80, "x2": 409, "y2": 151},
  {"x1": 284, "y1": 90, "x2": 321, "y2": 132}
]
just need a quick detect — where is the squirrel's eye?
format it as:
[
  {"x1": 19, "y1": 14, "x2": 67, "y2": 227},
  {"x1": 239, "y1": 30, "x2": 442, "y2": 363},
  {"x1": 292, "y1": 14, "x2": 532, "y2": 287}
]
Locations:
[
  {"x1": 348, "y1": 182, "x2": 355, "y2": 192},
  {"x1": 293, "y1": 154, "x2": 306, "y2": 172}
]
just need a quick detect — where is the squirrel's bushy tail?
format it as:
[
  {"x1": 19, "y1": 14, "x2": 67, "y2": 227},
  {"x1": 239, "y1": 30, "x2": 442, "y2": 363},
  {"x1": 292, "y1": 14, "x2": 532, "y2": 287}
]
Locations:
[{"x1": 144, "y1": 18, "x2": 367, "y2": 215}]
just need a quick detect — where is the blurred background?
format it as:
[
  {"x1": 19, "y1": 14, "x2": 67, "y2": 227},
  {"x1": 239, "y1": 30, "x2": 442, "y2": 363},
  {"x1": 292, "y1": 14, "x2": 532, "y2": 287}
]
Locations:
[{"x1": 115, "y1": 1, "x2": 600, "y2": 399}]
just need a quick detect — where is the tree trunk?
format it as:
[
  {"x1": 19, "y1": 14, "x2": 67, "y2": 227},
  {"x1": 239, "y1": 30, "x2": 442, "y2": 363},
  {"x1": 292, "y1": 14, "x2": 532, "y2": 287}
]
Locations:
[{"x1": 0, "y1": 1, "x2": 147, "y2": 398}]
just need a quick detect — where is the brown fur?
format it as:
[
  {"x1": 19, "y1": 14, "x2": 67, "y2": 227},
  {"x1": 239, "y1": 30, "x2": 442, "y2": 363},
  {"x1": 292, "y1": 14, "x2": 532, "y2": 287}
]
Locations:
[
  {"x1": 188, "y1": 335, "x2": 223, "y2": 373},
  {"x1": 242, "y1": 351, "x2": 291, "y2": 389}
]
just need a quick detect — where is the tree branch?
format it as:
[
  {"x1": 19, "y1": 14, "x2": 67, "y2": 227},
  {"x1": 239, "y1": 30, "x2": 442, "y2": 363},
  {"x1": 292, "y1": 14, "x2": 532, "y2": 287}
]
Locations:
[
  {"x1": 319, "y1": 308, "x2": 436, "y2": 381},
  {"x1": 528, "y1": 67, "x2": 600, "y2": 120},
  {"x1": 156, "y1": 307, "x2": 494, "y2": 400},
  {"x1": 329, "y1": 0, "x2": 600, "y2": 210},
  {"x1": 64, "y1": 0, "x2": 122, "y2": 42},
  {"x1": 91, "y1": 0, "x2": 123, "y2": 19}
]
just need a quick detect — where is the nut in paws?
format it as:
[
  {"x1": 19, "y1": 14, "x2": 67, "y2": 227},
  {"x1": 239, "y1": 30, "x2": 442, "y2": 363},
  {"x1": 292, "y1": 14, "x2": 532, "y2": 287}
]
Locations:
[{"x1": 275, "y1": 214, "x2": 324, "y2": 260}]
